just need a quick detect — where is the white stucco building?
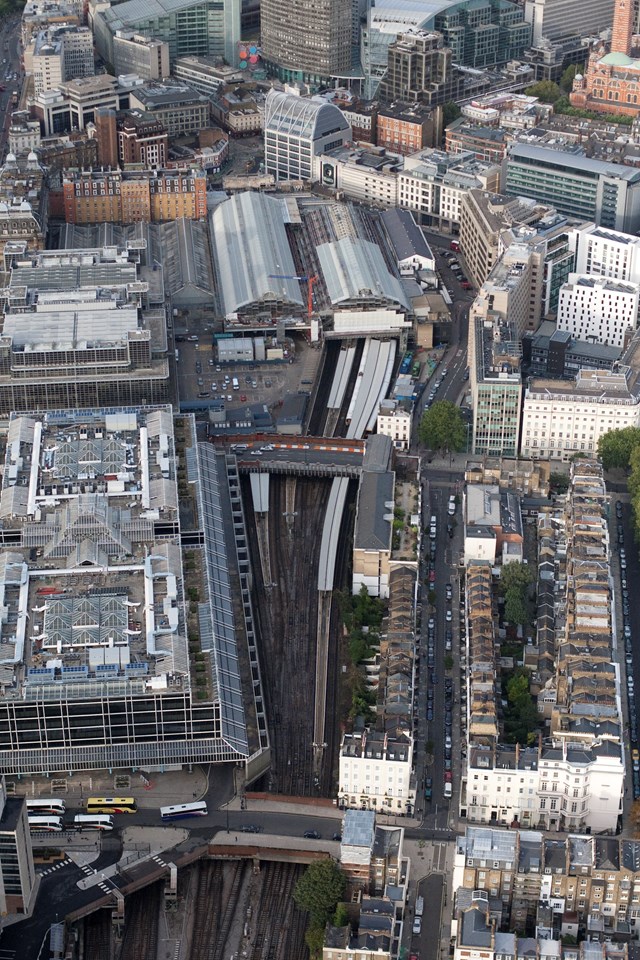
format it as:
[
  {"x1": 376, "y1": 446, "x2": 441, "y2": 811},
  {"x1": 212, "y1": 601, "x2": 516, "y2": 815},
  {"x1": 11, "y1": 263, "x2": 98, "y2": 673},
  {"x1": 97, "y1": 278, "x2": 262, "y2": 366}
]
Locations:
[
  {"x1": 557, "y1": 273, "x2": 640, "y2": 349},
  {"x1": 338, "y1": 730, "x2": 415, "y2": 815},
  {"x1": 520, "y1": 369, "x2": 640, "y2": 460},
  {"x1": 376, "y1": 399, "x2": 411, "y2": 450},
  {"x1": 398, "y1": 149, "x2": 500, "y2": 232}
]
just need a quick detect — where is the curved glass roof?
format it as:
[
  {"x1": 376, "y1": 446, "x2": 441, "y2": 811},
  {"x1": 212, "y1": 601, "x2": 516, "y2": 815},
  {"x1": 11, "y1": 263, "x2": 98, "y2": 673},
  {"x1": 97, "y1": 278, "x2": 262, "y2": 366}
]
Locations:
[{"x1": 265, "y1": 90, "x2": 350, "y2": 141}]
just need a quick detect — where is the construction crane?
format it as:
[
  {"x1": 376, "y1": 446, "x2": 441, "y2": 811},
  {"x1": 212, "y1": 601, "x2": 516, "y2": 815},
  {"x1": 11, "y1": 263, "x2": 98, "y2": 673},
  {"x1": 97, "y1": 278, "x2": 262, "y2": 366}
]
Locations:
[{"x1": 268, "y1": 274, "x2": 318, "y2": 319}]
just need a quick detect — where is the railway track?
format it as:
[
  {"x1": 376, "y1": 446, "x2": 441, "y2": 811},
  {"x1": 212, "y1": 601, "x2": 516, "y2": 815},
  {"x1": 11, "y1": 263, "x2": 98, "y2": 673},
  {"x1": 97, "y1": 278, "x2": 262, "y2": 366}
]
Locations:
[
  {"x1": 248, "y1": 862, "x2": 307, "y2": 960},
  {"x1": 117, "y1": 882, "x2": 161, "y2": 960},
  {"x1": 188, "y1": 860, "x2": 223, "y2": 959},
  {"x1": 83, "y1": 908, "x2": 112, "y2": 960},
  {"x1": 211, "y1": 860, "x2": 246, "y2": 960}
]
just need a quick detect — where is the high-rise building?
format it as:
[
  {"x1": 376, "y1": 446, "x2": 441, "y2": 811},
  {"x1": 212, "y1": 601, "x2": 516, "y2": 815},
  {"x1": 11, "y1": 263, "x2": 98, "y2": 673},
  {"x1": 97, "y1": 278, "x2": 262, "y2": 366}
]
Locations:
[
  {"x1": 524, "y1": 0, "x2": 615, "y2": 43},
  {"x1": 260, "y1": 0, "x2": 352, "y2": 86},
  {"x1": 264, "y1": 91, "x2": 351, "y2": 181},
  {"x1": 469, "y1": 314, "x2": 522, "y2": 457}
]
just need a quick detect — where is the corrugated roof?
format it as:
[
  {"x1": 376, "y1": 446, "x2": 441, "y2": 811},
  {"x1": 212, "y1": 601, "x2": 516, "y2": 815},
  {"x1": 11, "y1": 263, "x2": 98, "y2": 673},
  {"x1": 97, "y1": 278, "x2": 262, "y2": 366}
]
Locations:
[
  {"x1": 210, "y1": 192, "x2": 303, "y2": 315},
  {"x1": 317, "y1": 237, "x2": 409, "y2": 308}
]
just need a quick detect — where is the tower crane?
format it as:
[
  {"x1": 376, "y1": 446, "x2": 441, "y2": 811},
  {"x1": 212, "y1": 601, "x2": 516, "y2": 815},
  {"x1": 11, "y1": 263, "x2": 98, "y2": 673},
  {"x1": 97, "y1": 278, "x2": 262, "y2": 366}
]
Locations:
[{"x1": 268, "y1": 273, "x2": 318, "y2": 319}]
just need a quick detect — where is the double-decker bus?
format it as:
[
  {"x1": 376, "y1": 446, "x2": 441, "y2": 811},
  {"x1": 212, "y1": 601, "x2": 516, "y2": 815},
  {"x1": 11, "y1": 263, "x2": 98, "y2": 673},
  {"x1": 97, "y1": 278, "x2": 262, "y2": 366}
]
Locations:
[
  {"x1": 28, "y1": 816, "x2": 63, "y2": 833},
  {"x1": 86, "y1": 797, "x2": 137, "y2": 814},
  {"x1": 26, "y1": 798, "x2": 66, "y2": 817},
  {"x1": 160, "y1": 801, "x2": 208, "y2": 821},
  {"x1": 74, "y1": 814, "x2": 114, "y2": 831}
]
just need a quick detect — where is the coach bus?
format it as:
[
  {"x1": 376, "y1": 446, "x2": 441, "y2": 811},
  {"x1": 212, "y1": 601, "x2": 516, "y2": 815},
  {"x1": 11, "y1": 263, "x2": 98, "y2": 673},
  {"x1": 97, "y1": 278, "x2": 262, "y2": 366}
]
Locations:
[
  {"x1": 26, "y1": 798, "x2": 66, "y2": 817},
  {"x1": 28, "y1": 816, "x2": 63, "y2": 833},
  {"x1": 86, "y1": 797, "x2": 137, "y2": 814},
  {"x1": 160, "y1": 801, "x2": 208, "y2": 821},
  {"x1": 74, "y1": 815, "x2": 114, "y2": 831}
]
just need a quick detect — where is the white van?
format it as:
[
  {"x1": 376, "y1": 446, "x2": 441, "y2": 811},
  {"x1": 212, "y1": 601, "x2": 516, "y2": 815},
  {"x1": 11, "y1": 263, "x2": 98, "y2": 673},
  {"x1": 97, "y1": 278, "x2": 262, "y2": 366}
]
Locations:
[
  {"x1": 444, "y1": 782, "x2": 452, "y2": 799},
  {"x1": 232, "y1": 377, "x2": 239, "y2": 390},
  {"x1": 412, "y1": 917, "x2": 422, "y2": 935}
]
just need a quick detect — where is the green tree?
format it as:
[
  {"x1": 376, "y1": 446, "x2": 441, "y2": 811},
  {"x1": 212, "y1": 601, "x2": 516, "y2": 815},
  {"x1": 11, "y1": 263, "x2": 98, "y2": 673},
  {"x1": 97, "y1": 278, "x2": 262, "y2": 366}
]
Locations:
[
  {"x1": 504, "y1": 670, "x2": 539, "y2": 745},
  {"x1": 418, "y1": 401, "x2": 465, "y2": 454},
  {"x1": 525, "y1": 80, "x2": 562, "y2": 103},
  {"x1": 499, "y1": 561, "x2": 533, "y2": 596},
  {"x1": 598, "y1": 426, "x2": 640, "y2": 470},
  {"x1": 333, "y1": 904, "x2": 349, "y2": 927},
  {"x1": 560, "y1": 63, "x2": 582, "y2": 92},
  {"x1": 294, "y1": 859, "x2": 346, "y2": 926},
  {"x1": 443, "y1": 101, "x2": 461, "y2": 127},
  {"x1": 305, "y1": 923, "x2": 326, "y2": 960},
  {"x1": 504, "y1": 591, "x2": 528, "y2": 627}
]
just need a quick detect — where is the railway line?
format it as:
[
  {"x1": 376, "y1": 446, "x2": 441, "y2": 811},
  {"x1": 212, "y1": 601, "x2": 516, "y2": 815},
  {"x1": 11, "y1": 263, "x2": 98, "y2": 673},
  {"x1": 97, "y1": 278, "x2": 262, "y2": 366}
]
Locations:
[
  {"x1": 82, "y1": 908, "x2": 111, "y2": 960},
  {"x1": 248, "y1": 862, "x2": 307, "y2": 960},
  {"x1": 116, "y1": 882, "x2": 161, "y2": 960}
]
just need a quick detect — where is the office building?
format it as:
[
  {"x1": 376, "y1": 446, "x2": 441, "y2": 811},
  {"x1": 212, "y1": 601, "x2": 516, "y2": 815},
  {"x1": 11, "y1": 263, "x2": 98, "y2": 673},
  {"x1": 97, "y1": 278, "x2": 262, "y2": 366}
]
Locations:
[
  {"x1": 520, "y1": 368, "x2": 640, "y2": 460},
  {"x1": 524, "y1": 0, "x2": 615, "y2": 42},
  {"x1": 112, "y1": 32, "x2": 170, "y2": 81},
  {"x1": 63, "y1": 168, "x2": 207, "y2": 224},
  {"x1": 522, "y1": 319, "x2": 622, "y2": 379},
  {"x1": 27, "y1": 25, "x2": 93, "y2": 94},
  {"x1": 0, "y1": 781, "x2": 35, "y2": 921},
  {"x1": 503, "y1": 143, "x2": 640, "y2": 232},
  {"x1": 129, "y1": 82, "x2": 210, "y2": 138},
  {"x1": 0, "y1": 405, "x2": 269, "y2": 781},
  {"x1": 469, "y1": 316, "x2": 522, "y2": 457},
  {"x1": 172, "y1": 56, "x2": 245, "y2": 96},
  {"x1": 379, "y1": 30, "x2": 462, "y2": 106},
  {"x1": 211, "y1": 84, "x2": 263, "y2": 135},
  {"x1": 260, "y1": 0, "x2": 352, "y2": 87},
  {"x1": 446, "y1": 122, "x2": 509, "y2": 163},
  {"x1": 31, "y1": 74, "x2": 122, "y2": 136},
  {"x1": 399, "y1": 149, "x2": 500, "y2": 232},
  {"x1": 361, "y1": 0, "x2": 531, "y2": 99},
  {"x1": 314, "y1": 144, "x2": 401, "y2": 207},
  {"x1": 7, "y1": 113, "x2": 41, "y2": 156},
  {"x1": 264, "y1": 91, "x2": 351, "y2": 182},
  {"x1": 92, "y1": 0, "x2": 240, "y2": 69},
  {"x1": 557, "y1": 273, "x2": 640, "y2": 348}
]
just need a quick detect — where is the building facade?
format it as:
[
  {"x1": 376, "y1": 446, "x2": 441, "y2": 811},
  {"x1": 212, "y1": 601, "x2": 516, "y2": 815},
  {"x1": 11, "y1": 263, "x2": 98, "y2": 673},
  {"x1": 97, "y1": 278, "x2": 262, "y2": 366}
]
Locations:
[
  {"x1": 128, "y1": 82, "x2": 210, "y2": 138},
  {"x1": 339, "y1": 731, "x2": 415, "y2": 815},
  {"x1": 376, "y1": 102, "x2": 441, "y2": 156},
  {"x1": 399, "y1": 149, "x2": 500, "y2": 233},
  {"x1": 260, "y1": 0, "x2": 352, "y2": 86},
  {"x1": 62, "y1": 168, "x2": 207, "y2": 223},
  {"x1": 557, "y1": 273, "x2": 640, "y2": 348},
  {"x1": 379, "y1": 30, "x2": 462, "y2": 106},
  {"x1": 503, "y1": 143, "x2": 640, "y2": 232},
  {"x1": 112, "y1": 32, "x2": 170, "y2": 80},
  {"x1": 264, "y1": 91, "x2": 351, "y2": 181},
  {"x1": 520, "y1": 369, "x2": 640, "y2": 460},
  {"x1": 376, "y1": 399, "x2": 411, "y2": 450},
  {"x1": 469, "y1": 315, "x2": 522, "y2": 457}
]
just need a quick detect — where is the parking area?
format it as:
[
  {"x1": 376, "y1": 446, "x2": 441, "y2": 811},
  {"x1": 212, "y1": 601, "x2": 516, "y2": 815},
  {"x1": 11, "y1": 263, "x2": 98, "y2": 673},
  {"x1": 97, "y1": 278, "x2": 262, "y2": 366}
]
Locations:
[{"x1": 175, "y1": 335, "x2": 319, "y2": 411}]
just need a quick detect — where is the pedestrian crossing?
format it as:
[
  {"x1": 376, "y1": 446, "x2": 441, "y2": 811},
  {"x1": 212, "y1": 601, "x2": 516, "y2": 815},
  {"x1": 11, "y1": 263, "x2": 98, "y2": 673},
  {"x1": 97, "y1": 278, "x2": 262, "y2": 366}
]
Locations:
[
  {"x1": 39, "y1": 858, "x2": 70, "y2": 878},
  {"x1": 79, "y1": 862, "x2": 113, "y2": 895}
]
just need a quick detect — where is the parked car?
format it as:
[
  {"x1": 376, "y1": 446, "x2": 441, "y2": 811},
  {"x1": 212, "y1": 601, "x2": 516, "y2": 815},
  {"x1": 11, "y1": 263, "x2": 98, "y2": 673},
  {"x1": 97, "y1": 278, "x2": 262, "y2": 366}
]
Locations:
[
  {"x1": 425, "y1": 777, "x2": 433, "y2": 801},
  {"x1": 303, "y1": 830, "x2": 321, "y2": 839},
  {"x1": 446, "y1": 584, "x2": 453, "y2": 600}
]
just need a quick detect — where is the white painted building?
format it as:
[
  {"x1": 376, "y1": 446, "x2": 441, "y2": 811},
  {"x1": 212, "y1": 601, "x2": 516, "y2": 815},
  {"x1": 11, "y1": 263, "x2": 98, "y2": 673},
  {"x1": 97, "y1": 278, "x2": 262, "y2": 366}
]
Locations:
[
  {"x1": 376, "y1": 399, "x2": 411, "y2": 450},
  {"x1": 338, "y1": 730, "x2": 415, "y2": 815},
  {"x1": 569, "y1": 222, "x2": 640, "y2": 283},
  {"x1": 557, "y1": 273, "x2": 640, "y2": 349},
  {"x1": 520, "y1": 369, "x2": 640, "y2": 460}
]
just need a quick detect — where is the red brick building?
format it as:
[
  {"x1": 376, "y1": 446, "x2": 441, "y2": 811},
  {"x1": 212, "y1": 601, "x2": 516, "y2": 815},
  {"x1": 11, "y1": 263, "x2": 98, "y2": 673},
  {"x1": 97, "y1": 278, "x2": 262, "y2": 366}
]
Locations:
[{"x1": 570, "y1": 0, "x2": 640, "y2": 118}]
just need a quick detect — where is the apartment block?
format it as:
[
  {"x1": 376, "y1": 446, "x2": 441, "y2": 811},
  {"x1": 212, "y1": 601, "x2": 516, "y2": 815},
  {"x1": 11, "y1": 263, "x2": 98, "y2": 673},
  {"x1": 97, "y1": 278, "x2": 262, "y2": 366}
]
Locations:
[
  {"x1": 62, "y1": 168, "x2": 207, "y2": 224},
  {"x1": 520, "y1": 369, "x2": 640, "y2": 460},
  {"x1": 112, "y1": 32, "x2": 170, "y2": 80},
  {"x1": 376, "y1": 102, "x2": 441, "y2": 157},
  {"x1": 503, "y1": 144, "x2": 640, "y2": 233},
  {"x1": 557, "y1": 273, "x2": 640, "y2": 349},
  {"x1": 399, "y1": 149, "x2": 500, "y2": 233}
]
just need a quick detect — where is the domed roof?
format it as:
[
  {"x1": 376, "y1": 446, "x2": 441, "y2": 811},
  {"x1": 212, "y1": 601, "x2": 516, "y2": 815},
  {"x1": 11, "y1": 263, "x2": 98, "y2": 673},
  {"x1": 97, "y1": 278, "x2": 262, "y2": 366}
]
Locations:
[{"x1": 600, "y1": 51, "x2": 640, "y2": 66}]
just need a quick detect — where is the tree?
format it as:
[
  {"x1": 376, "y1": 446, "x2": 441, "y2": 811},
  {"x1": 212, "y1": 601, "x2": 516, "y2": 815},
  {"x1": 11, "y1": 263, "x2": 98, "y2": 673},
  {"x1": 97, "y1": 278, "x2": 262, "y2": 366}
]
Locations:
[
  {"x1": 504, "y1": 591, "x2": 528, "y2": 627},
  {"x1": 549, "y1": 472, "x2": 569, "y2": 494},
  {"x1": 294, "y1": 859, "x2": 346, "y2": 926},
  {"x1": 560, "y1": 63, "x2": 582, "y2": 92},
  {"x1": 305, "y1": 923, "x2": 326, "y2": 960},
  {"x1": 524, "y1": 80, "x2": 562, "y2": 103},
  {"x1": 418, "y1": 401, "x2": 465, "y2": 454},
  {"x1": 499, "y1": 561, "x2": 533, "y2": 596},
  {"x1": 504, "y1": 669, "x2": 540, "y2": 745},
  {"x1": 443, "y1": 101, "x2": 461, "y2": 127},
  {"x1": 598, "y1": 426, "x2": 640, "y2": 470}
]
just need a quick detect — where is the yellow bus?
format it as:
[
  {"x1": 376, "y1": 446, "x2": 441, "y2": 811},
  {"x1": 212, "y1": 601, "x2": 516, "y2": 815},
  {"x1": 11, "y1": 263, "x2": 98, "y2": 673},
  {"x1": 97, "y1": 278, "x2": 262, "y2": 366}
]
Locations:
[{"x1": 86, "y1": 796, "x2": 137, "y2": 814}]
